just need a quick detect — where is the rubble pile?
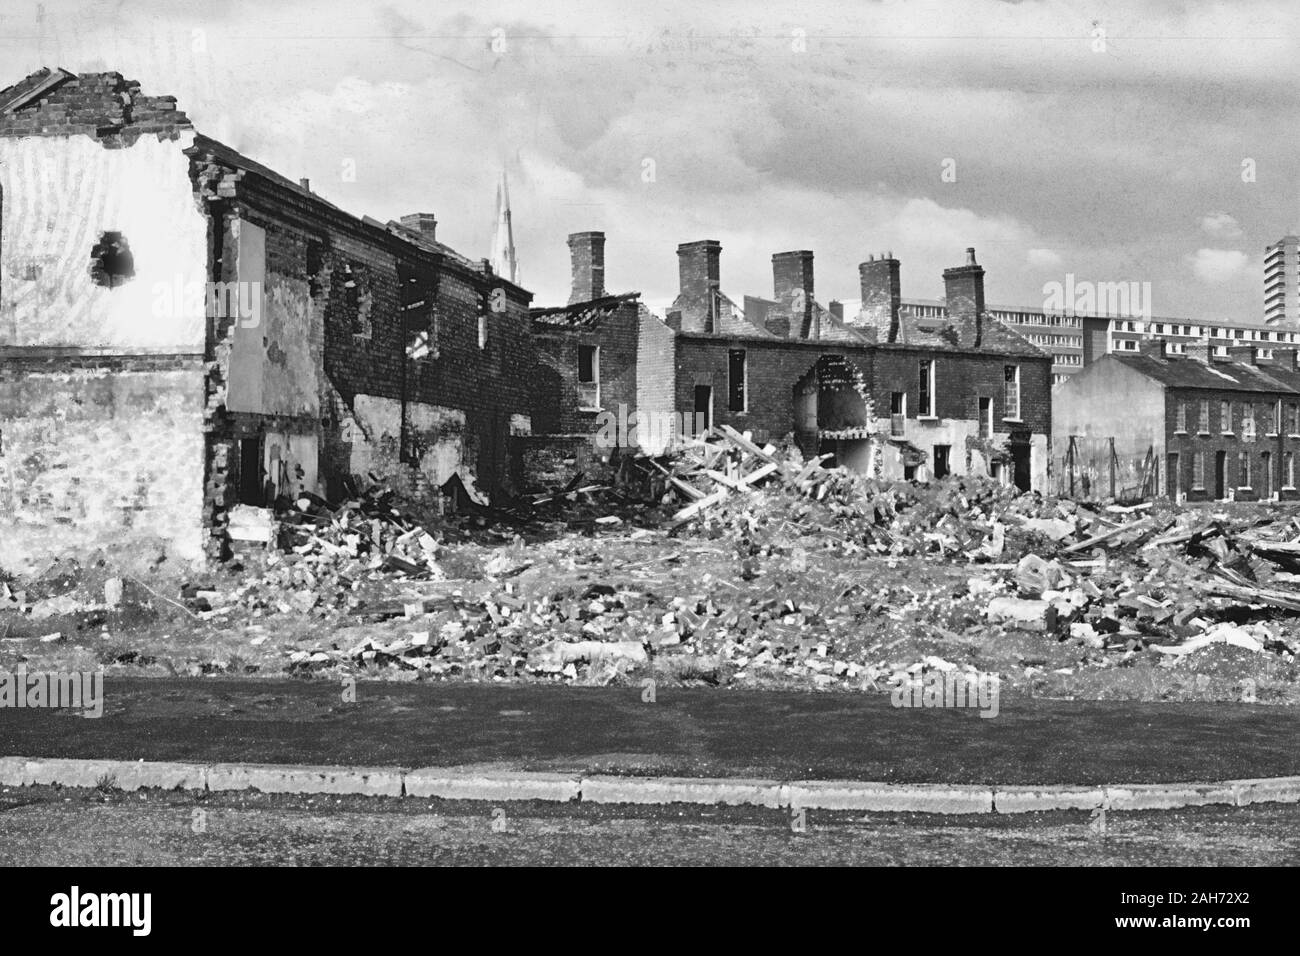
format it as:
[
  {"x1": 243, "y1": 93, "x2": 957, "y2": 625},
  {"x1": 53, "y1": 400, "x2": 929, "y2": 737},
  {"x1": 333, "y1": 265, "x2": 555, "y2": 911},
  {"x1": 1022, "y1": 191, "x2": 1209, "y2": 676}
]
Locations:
[
  {"x1": 992, "y1": 507, "x2": 1300, "y2": 662},
  {"x1": 210, "y1": 487, "x2": 446, "y2": 618},
  {"x1": 640, "y1": 425, "x2": 1059, "y2": 561},
  {"x1": 166, "y1": 431, "x2": 1300, "y2": 690}
]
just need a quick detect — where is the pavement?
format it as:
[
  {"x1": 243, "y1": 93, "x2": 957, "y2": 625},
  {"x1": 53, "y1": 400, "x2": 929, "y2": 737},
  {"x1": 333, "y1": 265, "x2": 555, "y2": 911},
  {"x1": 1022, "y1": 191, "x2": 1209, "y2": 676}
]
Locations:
[{"x1": 3, "y1": 786, "x2": 1298, "y2": 865}]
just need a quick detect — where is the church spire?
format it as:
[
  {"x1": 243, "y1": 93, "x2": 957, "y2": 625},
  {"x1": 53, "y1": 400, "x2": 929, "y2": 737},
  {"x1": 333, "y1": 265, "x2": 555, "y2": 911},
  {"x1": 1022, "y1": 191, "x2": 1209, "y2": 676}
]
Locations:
[{"x1": 490, "y1": 170, "x2": 518, "y2": 284}]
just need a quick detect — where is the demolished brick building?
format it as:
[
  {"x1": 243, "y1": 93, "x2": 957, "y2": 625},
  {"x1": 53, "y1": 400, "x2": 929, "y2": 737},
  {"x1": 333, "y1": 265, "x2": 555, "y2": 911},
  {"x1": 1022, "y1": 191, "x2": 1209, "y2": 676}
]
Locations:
[
  {"x1": 532, "y1": 233, "x2": 1053, "y2": 492},
  {"x1": 0, "y1": 68, "x2": 532, "y2": 573}
]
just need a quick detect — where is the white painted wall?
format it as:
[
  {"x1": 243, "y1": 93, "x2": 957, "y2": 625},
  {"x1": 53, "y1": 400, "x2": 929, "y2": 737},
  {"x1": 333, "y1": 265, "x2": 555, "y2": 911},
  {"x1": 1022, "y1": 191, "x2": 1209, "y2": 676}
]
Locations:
[{"x1": 0, "y1": 131, "x2": 207, "y2": 349}]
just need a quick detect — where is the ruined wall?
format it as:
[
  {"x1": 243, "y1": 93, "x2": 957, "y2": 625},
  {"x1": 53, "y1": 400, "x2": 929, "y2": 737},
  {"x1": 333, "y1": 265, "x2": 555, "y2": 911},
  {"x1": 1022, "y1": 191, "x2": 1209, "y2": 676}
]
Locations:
[
  {"x1": 0, "y1": 106, "x2": 209, "y2": 571},
  {"x1": 344, "y1": 395, "x2": 469, "y2": 489},
  {"x1": 635, "y1": 310, "x2": 678, "y2": 454},
  {"x1": 674, "y1": 335, "x2": 864, "y2": 445},
  {"x1": 225, "y1": 219, "x2": 318, "y2": 418},
  {"x1": 195, "y1": 157, "x2": 535, "y2": 518},
  {"x1": 870, "y1": 347, "x2": 1052, "y2": 437},
  {"x1": 0, "y1": 358, "x2": 206, "y2": 575},
  {"x1": 531, "y1": 301, "x2": 640, "y2": 438},
  {"x1": 1052, "y1": 356, "x2": 1164, "y2": 499}
]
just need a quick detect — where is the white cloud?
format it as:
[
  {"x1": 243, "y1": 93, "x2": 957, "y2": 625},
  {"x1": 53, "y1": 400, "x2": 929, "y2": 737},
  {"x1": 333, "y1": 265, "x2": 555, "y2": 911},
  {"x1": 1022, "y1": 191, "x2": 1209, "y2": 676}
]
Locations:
[
  {"x1": 1200, "y1": 212, "x2": 1243, "y2": 240},
  {"x1": 1026, "y1": 248, "x2": 1063, "y2": 269},
  {"x1": 1188, "y1": 248, "x2": 1249, "y2": 284}
]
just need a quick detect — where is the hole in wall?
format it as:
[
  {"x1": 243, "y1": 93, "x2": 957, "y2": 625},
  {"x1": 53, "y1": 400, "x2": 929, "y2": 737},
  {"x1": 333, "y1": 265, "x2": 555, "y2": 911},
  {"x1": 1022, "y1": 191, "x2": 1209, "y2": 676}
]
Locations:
[{"x1": 89, "y1": 231, "x2": 135, "y2": 288}]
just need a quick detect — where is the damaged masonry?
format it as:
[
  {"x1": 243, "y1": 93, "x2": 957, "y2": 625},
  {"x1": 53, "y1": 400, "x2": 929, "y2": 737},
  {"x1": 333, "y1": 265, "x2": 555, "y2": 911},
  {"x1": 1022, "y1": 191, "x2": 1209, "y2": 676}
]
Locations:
[{"x1": 0, "y1": 68, "x2": 1296, "y2": 706}]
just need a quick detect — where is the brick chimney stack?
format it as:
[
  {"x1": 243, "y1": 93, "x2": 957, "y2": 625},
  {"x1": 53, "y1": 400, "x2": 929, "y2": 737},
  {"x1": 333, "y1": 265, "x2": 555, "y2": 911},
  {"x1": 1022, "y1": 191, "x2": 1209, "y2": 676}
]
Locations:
[
  {"x1": 567, "y1": 231, "x2": 606, "y2": 304},
  {"x1": 672, "y1": 240, "x2": 722, "y2": 332},
  {"x1": 1227, "y1": 344, "x2": 1260, "y2": 366},
  {"x1": 1267, "y1": 347, "x2": 1300, "y2": 370},
  {"x1": 1138, "y1": 339, "x2": 1168, "y2": 360},
  {"x1": 400, "y1": 213, "x2": 438, "y2": 241},
  {"x1": 1184, "y1": 341, "x2": 1212, "y2": 364},
  {"x1": 855, "y1": 253, "x2": 901, "y2": 342},
  {"x1": 772, "y1": 250, "x2": 814, "y2": 339},
  {"x1": 943, "y1": 247, "x2": 985, "y2": 318}
]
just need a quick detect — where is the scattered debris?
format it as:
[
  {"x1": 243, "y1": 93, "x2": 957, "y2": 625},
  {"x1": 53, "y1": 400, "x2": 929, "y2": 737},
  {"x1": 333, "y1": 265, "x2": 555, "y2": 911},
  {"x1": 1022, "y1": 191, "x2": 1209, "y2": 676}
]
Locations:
[{"x1": 3, "y1": 429, "x2": 1300, "y2": 697}]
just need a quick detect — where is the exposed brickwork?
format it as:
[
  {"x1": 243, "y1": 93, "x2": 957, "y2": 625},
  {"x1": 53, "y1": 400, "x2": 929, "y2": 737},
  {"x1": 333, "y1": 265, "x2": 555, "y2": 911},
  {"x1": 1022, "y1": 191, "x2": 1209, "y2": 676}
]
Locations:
[
  {"x1": 771, "y1": 250, "x2": 814, "y2": 338},
  {"x1": 1166, "y1": 388, "x2": 1300, "y2": 502},
  {"x1": 530, "y1": 298, "x2": 640, "y2": 437},
  {"x1": 943, "y1": 248, "x2": 986, "y2": 319},
  {"x1": 672, "y1": 334, "x2": 1052, "y2": 449},
  {"x1": 0, "y1": 69, "x2": 191, "y2": 145},
  {"x1": 856, "y1": 256, "x2": 901, "y2": 340},
  {"x1": 674, "y1": 335, "x2": 866, "y2": 446},
  {"x1": 0, "y1": 361, "x2": 207, "y2": 574},
  {"x1": 1, "y1": 67, "x2": 537, "y2": 568},
  {"x1": 191, "y1": 143, "x2": 535, "y2": 521},
  {"x1": 670, "y1": 240, "x2": 721, "y2": 332},
  {"x1": 567, "y1": 232, "x2": 606, "y2": 304},
  {"x1": 872, "y1": 346, "x2": 1051, "y2": 435}
]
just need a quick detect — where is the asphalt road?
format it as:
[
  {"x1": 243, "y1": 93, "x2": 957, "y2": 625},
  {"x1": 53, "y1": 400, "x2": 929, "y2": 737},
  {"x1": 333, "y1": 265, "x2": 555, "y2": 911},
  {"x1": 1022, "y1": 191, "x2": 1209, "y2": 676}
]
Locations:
[
  {"x1": 1, "y1": 786, "x2": 1297, "y2": 865},
  {"x1": 1, "y1": 678, "x2": 1297, "y2": 784}
]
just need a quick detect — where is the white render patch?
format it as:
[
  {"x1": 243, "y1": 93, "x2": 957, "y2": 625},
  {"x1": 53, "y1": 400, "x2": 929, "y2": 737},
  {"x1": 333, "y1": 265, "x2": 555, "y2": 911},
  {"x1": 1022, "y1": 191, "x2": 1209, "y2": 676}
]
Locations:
[{"x1": 349, "y1": 395, "x2": 467, "y2": 486}]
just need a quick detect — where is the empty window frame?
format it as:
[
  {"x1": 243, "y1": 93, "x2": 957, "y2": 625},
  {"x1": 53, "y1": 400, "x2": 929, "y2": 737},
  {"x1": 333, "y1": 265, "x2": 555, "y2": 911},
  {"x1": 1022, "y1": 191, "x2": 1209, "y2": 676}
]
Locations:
[
  {"x1": 918, "y1": 359, "x2": 935, "y2": 417},
  {"x1": 577, "y1": 344, "x2": 600, "y2": 409},
  {"x1": 1003, "y1": 365, "x2": 1021, "y2": 420},
  {"x1": 728, "y1": 349, "x2": 747, "y2": 412}
]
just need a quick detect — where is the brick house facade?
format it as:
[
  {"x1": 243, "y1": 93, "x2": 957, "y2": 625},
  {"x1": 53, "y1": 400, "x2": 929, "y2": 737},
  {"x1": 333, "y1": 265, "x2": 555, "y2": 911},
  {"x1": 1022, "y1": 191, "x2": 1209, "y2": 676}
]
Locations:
[
  {"x1": 533, "y1": 235, "x2": 1052, "y2": 491},
  {"x1": 1053, "y1": 340, "x2": 1300, "y2": 501}
]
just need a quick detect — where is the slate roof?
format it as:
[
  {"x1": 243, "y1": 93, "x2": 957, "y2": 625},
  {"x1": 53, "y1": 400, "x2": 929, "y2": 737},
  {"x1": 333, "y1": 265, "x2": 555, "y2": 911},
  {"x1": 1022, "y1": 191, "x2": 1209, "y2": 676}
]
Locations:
[
  {"x1": 1111, "y1": 352, "x2": 1300, "y2": 394},
  {"x1": 882, "y1": 305, "x2": 1047, "y2": 357}
]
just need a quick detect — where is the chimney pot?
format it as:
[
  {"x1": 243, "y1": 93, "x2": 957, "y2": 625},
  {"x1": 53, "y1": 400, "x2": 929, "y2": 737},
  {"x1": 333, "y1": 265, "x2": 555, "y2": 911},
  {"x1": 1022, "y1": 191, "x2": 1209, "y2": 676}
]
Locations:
[
  {"x1": 299, "y1": 177, "x2": 311, "y2": 191},
  {"x1": 965, "y1": 247, "x2": 977, "y2": 265}
]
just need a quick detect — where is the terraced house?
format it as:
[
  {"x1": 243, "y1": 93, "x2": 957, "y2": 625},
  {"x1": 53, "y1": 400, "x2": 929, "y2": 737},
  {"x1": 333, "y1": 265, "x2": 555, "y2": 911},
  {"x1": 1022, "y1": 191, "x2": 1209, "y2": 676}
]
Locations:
[
  {"x1": 530, "y1": 235, "x2": 1053, "y2": 491},
  {"x1": 1053, "y1": 341, "x2": 1300, "y2": 501}
]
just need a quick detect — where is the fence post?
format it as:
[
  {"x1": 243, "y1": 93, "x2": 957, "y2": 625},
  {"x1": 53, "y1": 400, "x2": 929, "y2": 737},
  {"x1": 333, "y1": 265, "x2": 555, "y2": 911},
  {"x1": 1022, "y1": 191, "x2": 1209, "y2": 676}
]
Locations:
[
  {"x1": 1067, "y1": 436, "x2": 1076, "y2": 497},
  {"x1": 1109, "y1": 437, "x2": 1117, "y2": 499}
]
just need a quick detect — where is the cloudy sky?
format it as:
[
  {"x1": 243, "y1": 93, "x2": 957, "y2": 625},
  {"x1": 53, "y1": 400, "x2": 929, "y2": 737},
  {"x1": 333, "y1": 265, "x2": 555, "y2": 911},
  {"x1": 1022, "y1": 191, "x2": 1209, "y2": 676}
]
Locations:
[{"x1": 3, "y1": 0, "x2": 1298, "y2": 320}]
